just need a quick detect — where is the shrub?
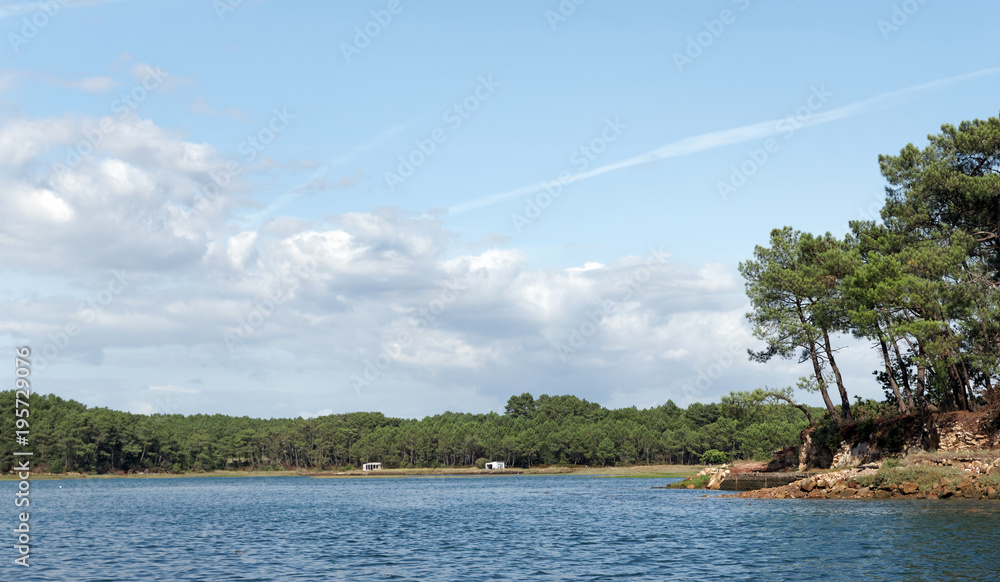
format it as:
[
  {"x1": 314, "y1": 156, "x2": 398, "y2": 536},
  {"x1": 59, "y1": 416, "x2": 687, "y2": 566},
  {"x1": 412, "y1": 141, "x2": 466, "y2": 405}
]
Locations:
[
  {"x1": 701, "y1": 449, "x2": 729, "y2": 465},
  {"x1": 668, "y1": 474, "x2": 711, "y2": 489},
  {"x1": 812, "y1": 418, "x2": 843, "y2": 456},
  {"x1": 854, "y1": 464, "x2": 962, "y2": 492},
  {"x1": 474, "y1": 458, "x2": 488, "y2": 469}
]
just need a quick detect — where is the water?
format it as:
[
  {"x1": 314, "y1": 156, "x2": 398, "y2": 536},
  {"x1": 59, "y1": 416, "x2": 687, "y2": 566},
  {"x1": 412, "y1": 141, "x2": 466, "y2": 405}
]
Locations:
[{"x1": 3, "y1": 475, "x2": 999, "y2": 581}]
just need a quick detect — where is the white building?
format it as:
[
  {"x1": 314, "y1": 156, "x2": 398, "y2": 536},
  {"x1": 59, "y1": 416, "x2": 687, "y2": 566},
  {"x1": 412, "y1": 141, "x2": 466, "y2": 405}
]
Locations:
[
  {"x1": 484, "y1": 461, "x2": 505, "y2": 470},
  {"x1": 362, "y1": 462, "x2": 382, "y2": 471}
]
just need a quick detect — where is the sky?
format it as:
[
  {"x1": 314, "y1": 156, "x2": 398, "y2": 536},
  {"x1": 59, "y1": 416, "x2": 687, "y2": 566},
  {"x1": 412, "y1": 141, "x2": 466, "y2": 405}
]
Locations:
[{"x1": 2, "y1": 0, "x2": 999, "y2": 420}]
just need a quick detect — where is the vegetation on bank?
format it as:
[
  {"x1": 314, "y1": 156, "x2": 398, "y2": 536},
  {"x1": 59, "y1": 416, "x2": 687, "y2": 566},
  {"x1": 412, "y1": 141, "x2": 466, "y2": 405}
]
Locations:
[
  {"x1": 723, "y1": 454, "x2": 1000, "y2": 500},
  {"x1": 0, "y1": 390, "x2": 819, "y2": 475},
  {"x1": 741, "y1": 112, "x2": 1000, "y2": 425}
]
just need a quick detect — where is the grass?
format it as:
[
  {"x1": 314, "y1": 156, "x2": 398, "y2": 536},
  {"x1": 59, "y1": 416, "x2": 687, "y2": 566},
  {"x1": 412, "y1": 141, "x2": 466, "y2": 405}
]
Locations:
[
  {"x1": 2, "y1": 464, "x2": 702, "y2": 481},
  {"x1": 905, "y1": 449, "x2": 999, "y2": 462},
  {"x1": 665, "y1": 474, "x2": 711, "y2": 489},
  {"x1": 0, "y1": 469, "x2": 319, "y2": 481},
  {"x1": 854, "y1": 464, "x2": 965, "y2": 492},
  {"x1": 979, "y1": 472, "x2": 1000, "y2": 488}
]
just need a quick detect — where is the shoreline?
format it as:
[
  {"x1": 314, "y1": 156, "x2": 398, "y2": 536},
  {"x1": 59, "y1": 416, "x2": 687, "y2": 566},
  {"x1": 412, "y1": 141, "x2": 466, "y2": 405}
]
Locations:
[
  {"x1": 666, "y1": 453, "x2": 1000, "y2": 500},
  {"x1": 0, "y1": 464, "x2": 701, "y2": 481}
]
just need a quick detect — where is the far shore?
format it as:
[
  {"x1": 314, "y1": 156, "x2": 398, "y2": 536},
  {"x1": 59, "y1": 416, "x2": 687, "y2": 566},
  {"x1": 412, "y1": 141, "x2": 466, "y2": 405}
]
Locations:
[{"x1": 0, "y1": 464, "x2": 701, "y2": 481}]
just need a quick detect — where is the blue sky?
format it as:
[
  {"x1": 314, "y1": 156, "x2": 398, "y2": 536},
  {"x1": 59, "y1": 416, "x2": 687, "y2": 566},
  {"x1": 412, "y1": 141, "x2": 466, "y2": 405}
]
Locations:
[{"x1": 2, "y1": 0, "x2": 999, "y2": 419}]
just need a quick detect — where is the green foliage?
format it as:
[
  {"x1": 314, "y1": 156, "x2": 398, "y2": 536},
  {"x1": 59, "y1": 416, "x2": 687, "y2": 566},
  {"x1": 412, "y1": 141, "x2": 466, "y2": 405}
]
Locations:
[
  {"x1": 812, "y1": 418, "x2": 844, "y2": 457},
  {"x1": 854, "y1": 464, "x2": 962, "y2": 492},
  {"x1": 0, "y1": 389, "x2": 815, "y2": 473},
  {"x1": 667, "y1": 474, "x2": 711, "y2": 489},
  {"x1": 700, "y1": 449, "x2": 729, "y2": 465},
  {"x1": 741, "y1": 112, "x2": 1000, "y2": 419}
]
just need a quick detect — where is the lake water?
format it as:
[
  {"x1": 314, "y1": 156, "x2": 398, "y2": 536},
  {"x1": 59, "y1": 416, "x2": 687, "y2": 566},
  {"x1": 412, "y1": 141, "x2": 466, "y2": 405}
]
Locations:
[{"x1": 3, "y1": 475, "x2": 999, "y2": 581}]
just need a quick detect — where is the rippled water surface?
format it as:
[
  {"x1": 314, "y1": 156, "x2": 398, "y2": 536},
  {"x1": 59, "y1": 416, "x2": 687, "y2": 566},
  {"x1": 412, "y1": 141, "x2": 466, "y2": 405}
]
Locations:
[{"x1": 3, "y1": 475, "x2": 999, "y2": 581}]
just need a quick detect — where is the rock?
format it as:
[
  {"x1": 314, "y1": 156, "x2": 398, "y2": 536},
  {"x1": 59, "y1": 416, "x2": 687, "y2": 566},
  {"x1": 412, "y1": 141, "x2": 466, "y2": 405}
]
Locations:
[
  {"x1": 900, "y1": 482, "x2": 920, "y2": 495},
  {"x1": 841, "y1": 487, "x2": 859, "y2": 498},
  {"x1": 873, "y1": 490, "x2": 891, "y2": 499},
  {"x1": 806, "y1": 489, "x2": 826, "y2": 499},
  {"x1": 686, "y1": 485, "x2": 695, "y2": 489},
  {"x1": 987, "y1": 487, "x2": 998, "y2": 500},
  {"x1": 800, "y1": 480, "x2": 816, "y2": 492}
]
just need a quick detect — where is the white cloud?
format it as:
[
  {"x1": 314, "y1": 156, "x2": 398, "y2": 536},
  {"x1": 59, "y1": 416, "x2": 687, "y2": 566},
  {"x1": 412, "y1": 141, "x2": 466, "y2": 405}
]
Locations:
[
  {"x1": 49, "y1": 76, "x2": 118, "y2": 93},
  {"x1": 149, "y1": 384, "x2": 199, "y2": 394},
  {"x1": 0, "y1": 113, "x2": 840, "y2": 419}
]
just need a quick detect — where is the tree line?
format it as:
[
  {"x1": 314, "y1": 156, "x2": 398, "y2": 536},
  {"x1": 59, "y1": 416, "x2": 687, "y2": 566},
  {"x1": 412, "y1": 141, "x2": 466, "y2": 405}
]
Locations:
[
  {"x1": 741, "y1": 113, "x2": 1000, "y2": 424},
  {"x1": 0, "y1": 390, "x2": 820, "y2": 474}
]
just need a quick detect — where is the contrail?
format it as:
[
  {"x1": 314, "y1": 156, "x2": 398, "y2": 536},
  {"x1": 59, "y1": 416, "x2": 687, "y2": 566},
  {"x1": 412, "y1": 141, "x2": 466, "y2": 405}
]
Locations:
[
  {"x1": 447, "y1": 67, "x2": 1000, "y2": 215},
  {"x1": 236, "y1": 123, "x2": 406, "y2": 230},
  {"x1": 0, "y1": 0, "x2": 131, "y2": 19}
]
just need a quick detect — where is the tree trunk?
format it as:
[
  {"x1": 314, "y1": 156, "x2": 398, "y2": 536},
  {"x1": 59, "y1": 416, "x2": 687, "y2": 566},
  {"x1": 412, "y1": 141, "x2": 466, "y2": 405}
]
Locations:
[
  {"x1": 822, "y1": 330, "x2": 853, "y2": 422},
  {"x1": 947, "y1": 361, "x2": 969, "y2": 411},
  {"x1": 809, "y1": 340, "x2": 841, "y2": 424},
  {"x1": 879, "y1": 335, "x2": 908, "y2": 414},
  {"x1": 959, "y1": 357, "x2": 976, "y2": 410},
  {"x1": 891, "y1": 339, "x2": 916, "y2": 411}
]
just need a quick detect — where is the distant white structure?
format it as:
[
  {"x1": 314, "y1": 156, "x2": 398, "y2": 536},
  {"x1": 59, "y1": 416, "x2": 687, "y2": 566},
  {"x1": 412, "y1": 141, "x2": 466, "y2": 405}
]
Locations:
[
  {"x1": 484, "y1": 461, "x2": 505, "y2": 470},
  {"x1": 362, "y1": 462, "x2": 382, "y2": 471}
]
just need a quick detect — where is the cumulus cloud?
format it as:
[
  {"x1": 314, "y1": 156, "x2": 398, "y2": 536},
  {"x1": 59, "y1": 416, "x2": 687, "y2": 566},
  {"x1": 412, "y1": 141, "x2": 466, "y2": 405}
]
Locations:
[{"x1": 0, "y1": 113, "x2": 795, "y2": 419}]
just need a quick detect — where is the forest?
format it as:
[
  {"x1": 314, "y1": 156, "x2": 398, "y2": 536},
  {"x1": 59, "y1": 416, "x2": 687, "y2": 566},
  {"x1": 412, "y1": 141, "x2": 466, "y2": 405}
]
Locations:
[{"x1": 0, "y1": 389, "x2": 824, "y2": 474}]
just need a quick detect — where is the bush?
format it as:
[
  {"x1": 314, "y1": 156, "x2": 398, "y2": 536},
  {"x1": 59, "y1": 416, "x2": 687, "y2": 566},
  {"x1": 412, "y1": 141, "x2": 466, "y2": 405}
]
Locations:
[
  {"x1": 854, "y1": 464, "x2": 962, "y2": 492},
  {"x1": 813, "y1": 418, "x2": 843, "y2": 456},
  {"x1": 474, "y1": 458, "x2": 488, "y2": 469},
  {"x1": 700, "y1": 449, "x2": 729, "y2": 465},
  {"x1": 668, "y1": 474, "x2": 711, "y2": 489}
]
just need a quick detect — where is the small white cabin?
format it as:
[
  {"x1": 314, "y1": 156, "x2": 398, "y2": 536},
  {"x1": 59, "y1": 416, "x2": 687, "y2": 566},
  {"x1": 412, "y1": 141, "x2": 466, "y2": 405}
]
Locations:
[
  {"x1": 484, "y1": 461, "x2": 505, "y2": 470},
  {"x1": 362, "y1": 462, "x2": 382, "y2": 471}
]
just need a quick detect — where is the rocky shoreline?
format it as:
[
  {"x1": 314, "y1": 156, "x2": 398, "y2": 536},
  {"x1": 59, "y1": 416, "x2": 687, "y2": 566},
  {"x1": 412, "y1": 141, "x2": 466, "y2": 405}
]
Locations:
[{"x1": 720, "y1": 455, "x2": 1000, "y2": 500}]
